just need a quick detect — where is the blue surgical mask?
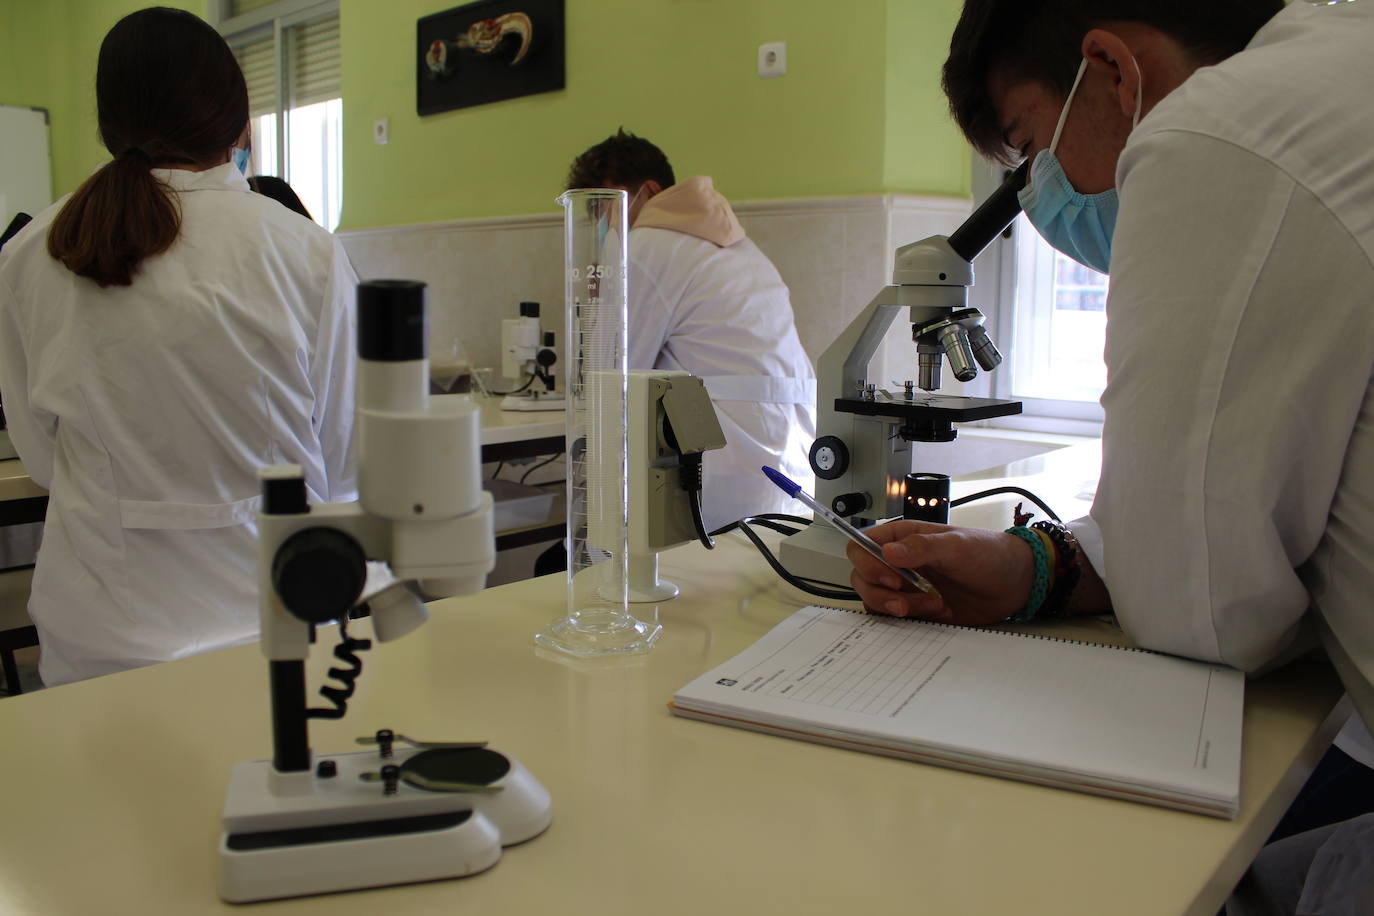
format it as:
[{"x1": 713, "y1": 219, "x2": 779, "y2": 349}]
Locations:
[
  {"x1": 594, "y1": 187, "x2": 644, "y2": 245},
  {"x1": 1016, "y1": 58, "x2": 1141, "y2": 275},
  {"x1": 232, "y1": 145, "x2": 251, "y2": 175}
]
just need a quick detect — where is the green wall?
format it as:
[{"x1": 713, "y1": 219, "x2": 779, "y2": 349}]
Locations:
[
  {"x1": 342, "y1": 0, "x2": 971, "y2": 228},
  {"x1": 0, "y1": 0, "x2": 973, "y2": 229},
  {"x1": 0, "y1": 0, "x2": 205, "y2": 201}
]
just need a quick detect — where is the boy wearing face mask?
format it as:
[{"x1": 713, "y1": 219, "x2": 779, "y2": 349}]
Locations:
[
  {"x1": 565, "y1": 130, "x2": 816, "y2": 532},
  {"x1": 844, "y1": 1, "x2": 1374, "y2": 909}
]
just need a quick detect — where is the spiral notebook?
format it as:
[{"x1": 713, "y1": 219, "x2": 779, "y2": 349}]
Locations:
[{"x1": 670, "y1": 606, "x2": 1244, "y2": 818}]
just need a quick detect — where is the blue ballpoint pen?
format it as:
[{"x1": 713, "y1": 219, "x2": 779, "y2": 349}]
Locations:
[{"x1": 761, "y1": 466, "x2": 942, "y2": 598}]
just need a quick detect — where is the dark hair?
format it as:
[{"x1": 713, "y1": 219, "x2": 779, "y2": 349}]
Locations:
[
  {"x1": 566, "y1": 129, "x2": 676, "y2": 193},
  {"x1": 942, "y1": 0, "x2": 1283, "y2": 162},
  {"x1": 249, "y1": 175, "x2": 313, "y2": 221},
  {"x1": 47, "y1": 7, "x2": 249, "y2": 287}
]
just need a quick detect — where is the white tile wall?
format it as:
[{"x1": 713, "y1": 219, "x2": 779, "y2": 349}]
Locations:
[{"x1": 337, "y1": 192, "x2": 973, "y2": 388}]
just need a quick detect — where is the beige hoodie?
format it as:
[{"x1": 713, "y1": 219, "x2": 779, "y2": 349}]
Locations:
[{"x1": 632, "y1": 175, "x2": 745, "y2": 247}]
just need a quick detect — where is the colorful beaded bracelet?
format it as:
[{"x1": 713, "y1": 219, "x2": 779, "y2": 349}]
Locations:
[{"x1": 1004, "y1": 525, "x2": 1051, "y2": 622}]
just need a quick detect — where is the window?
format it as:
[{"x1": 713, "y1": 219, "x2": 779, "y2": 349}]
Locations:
[
  {"x1": 214, "y1": 0, "x2": 342, "y2": 230},
  {"x1": 970, "y1": 160, "x2": 1107, "y2": 436},
  {"x1": 1005, "y1": 226, "x2": 1109, "y2": 405}
]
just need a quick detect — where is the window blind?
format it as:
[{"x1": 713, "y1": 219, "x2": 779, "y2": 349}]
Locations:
[
  {"x1": 289, "y1": 15, "x2": 340, "y2": 108},
  {"x1": 233, "y1": 36, "x2": 276, "y2": 119},
  {"x1": 230, "y1": 0, "x2": 279, "y2": 14}
]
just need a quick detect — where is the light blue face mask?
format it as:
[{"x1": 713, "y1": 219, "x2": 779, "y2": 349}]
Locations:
[
  {"x1": 1016, "y1": 58, "x2": 1141, "y2": 275},
  {"x1": 231, "y1": 145, "x2": 251, "y2": 175},
  {"x1": 594, "y1": 186, "x2": 643, "y2": 245}
]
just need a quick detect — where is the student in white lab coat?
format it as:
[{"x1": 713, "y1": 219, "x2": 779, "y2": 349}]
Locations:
[
  {"x1": 566, "y1": 131, "x2": 816, "y2": 532},
  {"x1": 0, "y1": 8, "x2": 357, "y2": 687},
  {"x1": 846, "y1": 1, "x2": 1374, "y2": 909}
]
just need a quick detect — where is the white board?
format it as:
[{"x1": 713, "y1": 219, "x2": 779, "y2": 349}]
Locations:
[{"x1": 0, "y1": 105, "x2": 53, "y2": 231}]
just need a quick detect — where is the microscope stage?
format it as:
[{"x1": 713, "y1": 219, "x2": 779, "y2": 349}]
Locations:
[{"x1": 834, "y1": 393, "x2": 1022, "y2": 423}]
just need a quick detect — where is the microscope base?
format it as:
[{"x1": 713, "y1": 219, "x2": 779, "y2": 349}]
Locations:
[
  {"x1": 218, "y1": 748, "x2": 551, "y2": 903},
  {"x1": 500, "y1": 392, "x2": 565, "y2": 412},
  {"x1": 778, "y1": 524, "x2": 861, "y2": 590}
]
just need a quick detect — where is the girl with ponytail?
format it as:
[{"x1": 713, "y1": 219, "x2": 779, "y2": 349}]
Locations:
[{"x1": 0, "y1": 7, "x2": 358, "y2": 686}]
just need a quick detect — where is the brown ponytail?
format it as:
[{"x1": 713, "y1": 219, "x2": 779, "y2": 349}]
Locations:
[
  {"x1": 46, "y1": 7, "x2": 249, "y2": 288},
  {"x1": 47, "y1": 150, "x2": 181, "y2": 288}
]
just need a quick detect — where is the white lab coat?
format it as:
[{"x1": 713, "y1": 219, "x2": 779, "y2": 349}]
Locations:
[
  {"x1": 1067, "y1": 0, "x2": 1374, "y2": 739},
  {"x1": 627, "y1": 226, "x2": 816, "y2": 532},
  {"x1": 0, "y1": 163, "x2": 357, "y2": 686}
]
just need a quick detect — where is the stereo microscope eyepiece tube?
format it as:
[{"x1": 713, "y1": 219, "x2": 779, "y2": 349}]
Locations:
[
  {"x1": 938, "y1": 324, "x2": 979, "y2": 383},
  {"x1": 968, "y1": 324, "x2": 1003, "y2": 372},
  {"x1": 357, "y1": 279, "x2": 428, "y2": 414}
]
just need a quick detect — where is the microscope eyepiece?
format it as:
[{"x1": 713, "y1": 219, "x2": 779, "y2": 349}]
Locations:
[{"x1": 358, "y1": 280, "x2": 428, "y2": 362}]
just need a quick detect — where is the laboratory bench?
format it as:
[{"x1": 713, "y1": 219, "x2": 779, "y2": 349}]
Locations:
[
  {"x1": 0, "y1": 442, "x2": 1346, "y2": 915},
  {"x1": 0, "y1": 393, "x2": 566, "y2": 528}
]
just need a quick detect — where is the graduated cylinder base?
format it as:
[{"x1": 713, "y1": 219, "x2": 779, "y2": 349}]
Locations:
[{"x1": 534, "y1": 609, "x2": 661, "y2": 657}]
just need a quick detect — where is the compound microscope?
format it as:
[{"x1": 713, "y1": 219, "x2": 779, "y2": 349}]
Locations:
[
  {"x1": 218, "y1": 280, "x2": 551, "y2": 903},
  {"x1": 778, "y1": 163, "x2": 1029, "y2": 587}
]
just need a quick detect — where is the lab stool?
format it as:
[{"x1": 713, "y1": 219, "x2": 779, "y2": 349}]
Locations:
[{"x1": 0, "y1": 565, "x2": 37, "y2": 696}]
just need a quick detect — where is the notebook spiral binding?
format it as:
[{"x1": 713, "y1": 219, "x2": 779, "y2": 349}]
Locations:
[{"x1": 821, "y1": 605, "x2": 1153, "y2": 653}]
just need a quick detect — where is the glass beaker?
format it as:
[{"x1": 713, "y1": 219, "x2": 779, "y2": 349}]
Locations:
[{"x1": 535, "y1": 189, "x2": 661, "y2": 656}]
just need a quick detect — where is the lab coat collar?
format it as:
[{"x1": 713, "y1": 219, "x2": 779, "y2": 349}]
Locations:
[{"x1": 151, "y1": 161, "x2": 252, "y2": 193}]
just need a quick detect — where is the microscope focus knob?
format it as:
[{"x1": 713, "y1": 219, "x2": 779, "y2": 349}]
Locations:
[
  {"x1": 809, "y1": 436, "x2": 849, "y2": 481},
  {"x1": 271, "y1": 527, "x2": 368, "y2": 624},
  {"x1": 831, "y1": 492, "x2": 871, "y2": 518}
]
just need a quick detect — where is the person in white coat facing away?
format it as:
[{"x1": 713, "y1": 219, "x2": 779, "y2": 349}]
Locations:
[
  {"x1": 566, "y1": 130, "x2": 817, "y2": 532},
  {"x1": 0, "y1": 7, "x2": 357, "y2": 687}
]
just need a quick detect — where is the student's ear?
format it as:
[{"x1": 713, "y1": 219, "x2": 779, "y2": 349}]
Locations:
[
  {"x1": 641, "y1": 179, "x2": 663, "y2": 200},
  {"x1": 1082, "y1": 29, "x2": 1142, "y2": 121}
]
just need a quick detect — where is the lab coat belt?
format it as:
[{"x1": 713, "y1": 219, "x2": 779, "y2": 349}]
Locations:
[
  {"x1": 119, "y1": 494, "x2": 261, "y2": 530},
  {"x1": 703, "y1": 375, "x2": 815, "y2": 405}
]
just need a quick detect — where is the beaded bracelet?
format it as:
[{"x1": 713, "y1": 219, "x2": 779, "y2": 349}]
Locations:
[
  {"x1": 1031, "y1": 519, "x2": 1082, "y2": 618},
  {"x1": 1004, "y1": 525, "x2": 1052, "y2": 622}
]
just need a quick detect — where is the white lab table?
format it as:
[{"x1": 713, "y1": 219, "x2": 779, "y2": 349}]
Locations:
[
  {"x1": 0, "y1": 442, "x2": 1345, "y2": 915},
  {"x1": 0, "y1": 393, "x2": 565, "y2": 527}
]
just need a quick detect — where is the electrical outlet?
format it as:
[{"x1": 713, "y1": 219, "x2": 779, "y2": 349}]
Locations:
[
  {"x1": 758, "y1": 41, "x2": 786, "y2": 78},
  {"x1": 373, "y1": 117, "x2": 389, "y2": 145}
]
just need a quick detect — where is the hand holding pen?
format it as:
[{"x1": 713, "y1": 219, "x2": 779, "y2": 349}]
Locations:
[
  {"x1": 762, "y1": 466, "x2": 1040, "y2": 625},
  {"x1": 760, "y1": 467, "x2": 942, "y2": 601}
]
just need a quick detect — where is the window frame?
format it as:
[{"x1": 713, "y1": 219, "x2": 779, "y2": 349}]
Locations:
[{"x1": 210, "y1": 0, "x2": 340, "y2": 185}]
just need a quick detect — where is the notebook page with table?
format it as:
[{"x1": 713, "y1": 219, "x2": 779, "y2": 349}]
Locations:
[{"x1": 671, "y1": 605, "x2": 1244, "y2": 817}]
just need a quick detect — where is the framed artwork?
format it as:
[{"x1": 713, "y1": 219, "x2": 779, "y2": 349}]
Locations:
[{"x1": 417, "y1": 0, "x2": 566, "y2": 116}]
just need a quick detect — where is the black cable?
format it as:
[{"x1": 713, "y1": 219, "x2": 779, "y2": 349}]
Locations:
[
  {"x1": 729, "y1": 516, "x2": 860, "y2": 601},
  {"x1": 709, "y1": 512, "x2": 814, "y2": 537},
  {"x1": 714, "y1": 516, "x2": 802, "y2": 538},
  {"x1": 490, "y1": 460, "x2": 504, "y2": 480},
  {"x1": 949, "y1": 486, "x2": 1060, "y2": 521},
  {"x1": 676, "y1": 451, "x2": 714, "y2": 549},
  {"x1": 488, "y1": 373, "x2": 537, "y2": 396},
  {"x1": 519, "y1": 451, "x2": 563, "y2": 485},
  {"x1": 306, "y1": 618, "x2": 372, "y2": 720},
  {"x1": 688, "y1": 488, "x2": 714, "y2": 549}
]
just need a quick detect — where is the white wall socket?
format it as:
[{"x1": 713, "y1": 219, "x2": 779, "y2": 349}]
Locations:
[
  {"x1": 373, "y1": 117, "x2": 389, "y2": 145},
  {"x1": 758, "y1": 41, "x2": 786, "y2": 79}
]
